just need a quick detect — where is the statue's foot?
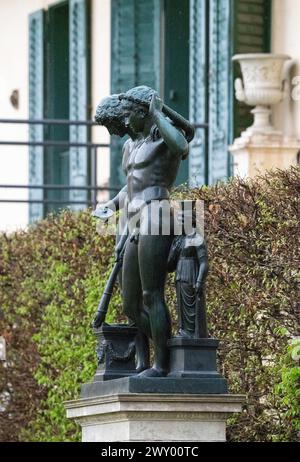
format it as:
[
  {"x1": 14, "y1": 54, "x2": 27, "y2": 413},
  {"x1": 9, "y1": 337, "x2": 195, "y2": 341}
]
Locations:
[
  {"x1": 135, "y1": 358, "x2": 150, "y2": 374},
  {"x1": 135, "y1": 365, "x2": 148, "y2": 374},
  {"x1": 178, "y1": 328, "x2": 193, "y2": 339},
  {"x1": 137, "y1": 367, "x2": 167, "y2": 378}
]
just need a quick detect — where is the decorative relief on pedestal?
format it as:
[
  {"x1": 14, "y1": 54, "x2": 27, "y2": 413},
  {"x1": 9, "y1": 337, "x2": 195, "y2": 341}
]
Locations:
[{"x1": 96, "y1": 340, "x2": 136, "y2": 366}]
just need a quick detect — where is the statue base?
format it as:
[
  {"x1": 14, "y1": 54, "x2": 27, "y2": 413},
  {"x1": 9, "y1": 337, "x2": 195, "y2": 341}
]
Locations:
[
  {"x1": 65, "y1": 393, "x2": 244, "y2": 442},
  {"x1": 93, "y1": 324, "x2": 138, "y2": 382},
  {"x1": 81, "y1": 375, "x2": 227, "y2": 397},
  {"x1": 168, "y1": 337, "x2": 224, "y2": 379},
  {"x1": 65, "y1": 333, "x2": 237, "y2": 441},
  {"x1": 84, "y1": 335, "x2": 227, "y2": 395}
]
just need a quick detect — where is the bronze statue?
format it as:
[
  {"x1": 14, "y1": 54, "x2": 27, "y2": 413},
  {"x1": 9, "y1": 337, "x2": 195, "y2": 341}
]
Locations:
[
  {"x1": 167, "y1": 207, "x2": 209, "y2": 339},
  {"x1": 92, "y1": 94, "x2": 150, "y2": 373},
  {"x1": 93, "y1": 86, "x2": 195, "y2": 377}
]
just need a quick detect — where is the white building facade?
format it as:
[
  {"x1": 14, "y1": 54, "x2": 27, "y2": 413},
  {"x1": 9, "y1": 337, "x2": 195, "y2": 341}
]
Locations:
[{"x1": 0, "y1": 0, "x2": 299, "y2": 231}]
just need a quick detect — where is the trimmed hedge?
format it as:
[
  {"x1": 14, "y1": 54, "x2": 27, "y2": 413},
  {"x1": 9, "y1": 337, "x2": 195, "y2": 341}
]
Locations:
[
  {"x1": 0, "y1": 212, "x2": 122, "y2": 441},
  {"x1": 0, "y1": 167, "x2": 299, "y2": 442}
]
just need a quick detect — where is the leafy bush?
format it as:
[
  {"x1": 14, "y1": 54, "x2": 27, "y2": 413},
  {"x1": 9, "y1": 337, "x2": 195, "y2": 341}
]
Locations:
[
  {"x1": 273, "y1": 339, "x2": 300, "y2": 440},
  {"x1": 0, "y1": 167, "x2": 299, "y2": 442},
  {"x1": 0, "y1": 211, "x2": 122, "y2": 441}
]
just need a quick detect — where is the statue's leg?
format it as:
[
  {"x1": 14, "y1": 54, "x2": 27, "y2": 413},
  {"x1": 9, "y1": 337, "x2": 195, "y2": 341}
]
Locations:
[
  {"x1": 135, "y1": 329, "x2": 150, "y2": 373},
  {"x1": 122, "y1": 238, "x2": 151, "y2": 372},
  {"x1": 138, "y1": 233, "x2": 173, "y2": 377}
]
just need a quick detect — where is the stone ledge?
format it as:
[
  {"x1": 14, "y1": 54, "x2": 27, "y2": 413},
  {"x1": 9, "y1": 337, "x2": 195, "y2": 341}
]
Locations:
[
  {"x1": 65, "y1": 393, "x2": 244, "y2": 418},
  {"x1": 65, "y1": 393, "x2": 245, "y2": 442},
  {"x1": 81, "y1": 375, "x2": 228, "y2": 398}
]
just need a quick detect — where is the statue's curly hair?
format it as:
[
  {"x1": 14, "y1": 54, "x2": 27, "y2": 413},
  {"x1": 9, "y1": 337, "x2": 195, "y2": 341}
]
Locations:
[
  {"x1": 119, "y1": 85, "x2": 156, "y2": 111},
  {"x1": 95, "y1": 94, "x2": 123, "y2": 125},
  {"x1": 119, "y1": 86, "x2": 160, "y2": 139}
]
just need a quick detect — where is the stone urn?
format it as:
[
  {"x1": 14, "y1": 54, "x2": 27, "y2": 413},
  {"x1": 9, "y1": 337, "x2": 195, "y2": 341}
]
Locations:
[{"x1": 232, "y1": 53, "x2": 291, "y2": 134}]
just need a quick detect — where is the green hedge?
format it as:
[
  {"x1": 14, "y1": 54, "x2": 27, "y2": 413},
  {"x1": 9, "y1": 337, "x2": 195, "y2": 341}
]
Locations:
[{"x1": 0, "y1": 167, "x2": 299, "y2": 442}]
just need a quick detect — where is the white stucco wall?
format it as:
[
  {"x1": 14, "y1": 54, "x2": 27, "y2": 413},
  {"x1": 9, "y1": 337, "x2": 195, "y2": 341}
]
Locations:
[
  {"x1": 91, "y1": 0, "x2": 111, "y2": 205},
  {"x1": 0, "y1": 0, "x2": 111, "y2": 232},
  {"x1": 0, "y1": 0, "x2": 49, "y2": 232},
  {"x1": 272, "y1": 0, "x2": 300, "y2": 140},
  {"x1": 1, "y1": 0, "x2": 299, "y2": 231}
]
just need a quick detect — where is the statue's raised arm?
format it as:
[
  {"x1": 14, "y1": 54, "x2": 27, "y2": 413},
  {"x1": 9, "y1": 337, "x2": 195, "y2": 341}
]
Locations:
[{"x1": 149, "y1": 92, "x2": 188, "y2": 157}]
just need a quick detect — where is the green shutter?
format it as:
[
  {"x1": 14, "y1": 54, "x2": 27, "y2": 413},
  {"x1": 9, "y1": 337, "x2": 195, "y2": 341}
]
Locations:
[
  {"x1": 110, "y1": 0, "x2": 160, "y2": 190},
  {"x1": 208, "y1": 0, "x2": 231, "y2": 185},
  {"x1": 232, "y1": 0, "x2": 271, "y2": 139},
  {"x1": 28, "y1": 10, "x2": 45, "y2": 223},
  {"x1": 164, "y1": 0, "x2": 190, "y2": 186},
  {"x1": 69, "y1": 0, "x2": 90, "y2": 209},
  {"x1": 189, "y1": 0, "x2": 271, "y2": 186},
  {"x1": 189, "y1": 0, "x2": 207, "y2": 187},
  {"x1": 44, "y1": 1, "x2": 70, "y2": 214}
]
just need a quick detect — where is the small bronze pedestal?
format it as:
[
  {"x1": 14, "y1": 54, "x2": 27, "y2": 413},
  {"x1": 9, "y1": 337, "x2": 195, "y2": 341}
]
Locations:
[
  {"x1": 93, "y1": 324, "x2": 138, "y2": 382},
  {"x1": 167, "y1": 337, "x2": 227, "y2": 393}
]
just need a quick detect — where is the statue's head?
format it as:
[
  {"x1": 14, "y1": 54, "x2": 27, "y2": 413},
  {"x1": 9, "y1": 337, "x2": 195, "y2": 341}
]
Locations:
[
  {"x1": 119, "y1": 86, "x2": 156, "y2": 134},
  {"x1": 95, "y1": 95, "x2": 127, "y2": 137}
]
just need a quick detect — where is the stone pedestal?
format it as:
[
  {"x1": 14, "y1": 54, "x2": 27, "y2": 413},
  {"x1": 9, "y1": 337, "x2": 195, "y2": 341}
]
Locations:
[
  {"x1": 65, "y1": 393, "x2": 244, "y2": 442},
  {"x1": 169, "y1": 337, "x2": 222, "y2": 378},
  {"x1": 230, "y1": 131, "x2": 300, "y2": 178},
  {"x1": 66, "y1": 328, "x2": 241, "y2": 441}
]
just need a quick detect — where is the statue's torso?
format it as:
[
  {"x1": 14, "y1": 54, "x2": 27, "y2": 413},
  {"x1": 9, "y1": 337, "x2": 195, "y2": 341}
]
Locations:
[
  {"x1": 176, "y1": 239, "x2": 198, "y2": 283},
  {"x1": 123, "y1": 137, "x2": 181, "y2": 203}
]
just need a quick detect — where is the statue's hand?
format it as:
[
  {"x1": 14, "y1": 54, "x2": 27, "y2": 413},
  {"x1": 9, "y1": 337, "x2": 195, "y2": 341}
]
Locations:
[
  {"x1": 149, "y1": 92, "x2": 163, "y2": 116},
  {"x1": 103, "y1": 200, "x2": 116, "y2": 211},
  {"x1": 92, "y1": 203, "x2": 115, "y2": 221},
  {"x1": 194, "y1": 281, "x2": 204, "y2": 296},
  {"x1": 92, "y1": 310, "x2": 106, "y2": 329}
]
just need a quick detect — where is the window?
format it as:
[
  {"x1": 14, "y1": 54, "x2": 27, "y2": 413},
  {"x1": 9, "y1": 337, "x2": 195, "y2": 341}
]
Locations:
[
  {"x1": 28, "y1": 0, "x2": 90, "y2": 222},
  {"x1": 110, "y1": 0, "x2": 271, "y2": 190}
]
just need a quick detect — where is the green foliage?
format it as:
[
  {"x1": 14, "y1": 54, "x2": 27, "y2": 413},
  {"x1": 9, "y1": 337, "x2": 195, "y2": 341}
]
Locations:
[
  {"x1": 0, "y1": 210, "x2": 123, "y2": 441},
  {"x1": 171, "y1": 167, "x2": 300, "y2": 442},
  {"x1": 273, "y1": 339, "x2": 300, "y2": 440},
  {"x1": 0, "y1": 167, "x2": 299, "y2": 442},
  {"x1": 22, "y1": 258, "x2": 122, "y2": 442}
]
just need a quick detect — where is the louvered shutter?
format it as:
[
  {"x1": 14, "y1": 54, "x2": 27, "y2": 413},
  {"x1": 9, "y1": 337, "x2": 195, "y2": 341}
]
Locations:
[
  {"x1": 110, "y1": 0, "x2": 160, "y2": 191},
  {"x1": 28, "y1": 10, "x2": 45, "y2": 223},
  {"x1": 208, "y1": 0, "x2": 231, "y2": 185},
  {"x1": 69, "y1": 0, "x2": 90, "y2": 209},
  {"x1": 189, "y1": 0, "x2": 207, "y2": 187},
  {"x1": 45, "y1": 1, "x2": 69, "y2": 214}
]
